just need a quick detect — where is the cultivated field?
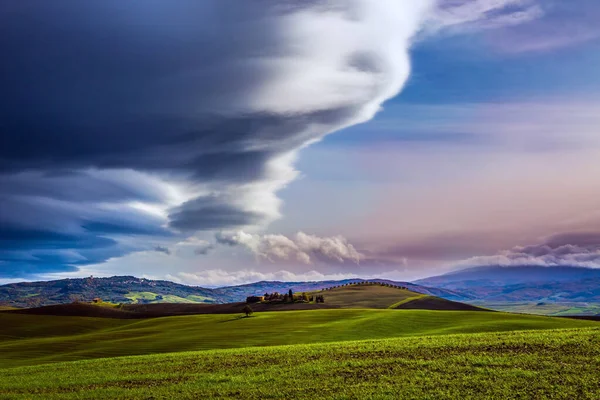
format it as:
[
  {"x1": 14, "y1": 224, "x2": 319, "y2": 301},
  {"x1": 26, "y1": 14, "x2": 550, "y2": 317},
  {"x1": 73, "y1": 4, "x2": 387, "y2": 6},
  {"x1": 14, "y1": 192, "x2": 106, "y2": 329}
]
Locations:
[
  {"x1": 0, "y1": 309, "x2": 596, "y2": 368},
  {"x1": 2, "y1": 284, "x2": 599, "y2": 399},
  {"x1": 310, "y1": 284, "x2": 485, "y2": 311},
  {"x1": 474, "y1": 301, "x2": 600, "y2": 316},
  {"x1": 2, "y1": 327, "x2": 599, "y2": 399}
]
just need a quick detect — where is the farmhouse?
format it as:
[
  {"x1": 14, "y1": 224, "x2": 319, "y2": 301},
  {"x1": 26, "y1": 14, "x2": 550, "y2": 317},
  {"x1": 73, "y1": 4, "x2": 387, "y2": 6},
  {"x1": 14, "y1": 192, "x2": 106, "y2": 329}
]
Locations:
[{"x1": 246, "y1": 296, "x2": 265, "y2": 303}]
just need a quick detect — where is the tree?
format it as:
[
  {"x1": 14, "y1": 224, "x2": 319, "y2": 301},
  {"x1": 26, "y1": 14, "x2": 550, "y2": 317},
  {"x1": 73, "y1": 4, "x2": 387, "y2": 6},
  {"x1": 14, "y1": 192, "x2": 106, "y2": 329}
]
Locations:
[
  {"x1": 242, "y1": 305, "x2": 254, "y2": 317},
  {"x1": 288, "y1": 289, "x2": 293, "y2": 298}
]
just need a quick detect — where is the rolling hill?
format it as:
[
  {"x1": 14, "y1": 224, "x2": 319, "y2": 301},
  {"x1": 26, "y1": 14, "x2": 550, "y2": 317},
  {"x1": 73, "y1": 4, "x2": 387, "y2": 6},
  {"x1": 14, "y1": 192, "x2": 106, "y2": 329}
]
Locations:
[
  {"x1": 1, "y1": 308, "x2": 595, "y2": 369},
  {"x1": 3, "y1": 283, "x2": 486, "y2": 318},
  {"x1": 312, "y1": 283, "x2": 486, "y2": 311},
  {"x1": 214, "y1": 278, "x2": 469, "y2": 302},
  {"x1": 0, "y1": 276, "x2": 467, "y2": 308},
  {"x1": 2, "y1": 283, "x2": 598, "y2": 398},
  {"x1": 0, "y1": 276, "x2": 224, "y2": 308},
  {"x1": 6, "y1": 269, "x2": 599, "y2": 316}
]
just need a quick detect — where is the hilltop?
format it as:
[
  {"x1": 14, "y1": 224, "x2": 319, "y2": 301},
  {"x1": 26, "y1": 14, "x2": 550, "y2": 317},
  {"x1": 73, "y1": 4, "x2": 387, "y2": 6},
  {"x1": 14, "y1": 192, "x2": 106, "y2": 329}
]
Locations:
[{"x1": 309, "y1": 283, "x2": 485, "y2": 311}]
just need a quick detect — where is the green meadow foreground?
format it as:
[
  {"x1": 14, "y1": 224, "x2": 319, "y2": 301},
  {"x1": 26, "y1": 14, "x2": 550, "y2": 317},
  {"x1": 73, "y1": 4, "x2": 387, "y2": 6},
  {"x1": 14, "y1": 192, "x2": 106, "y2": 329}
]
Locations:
[
  {"x1": 473, "y1": 301, "x2": 600, "y2": 316},
  {"x1": 2, "y1": 286, "x2": 599, "y2": 399},
  {"x1": 0, "y1": 309, "x2": 596, "y2": 368},
  {"x1": 2, "y1": 327, "x2": 599, "y2": 399}
]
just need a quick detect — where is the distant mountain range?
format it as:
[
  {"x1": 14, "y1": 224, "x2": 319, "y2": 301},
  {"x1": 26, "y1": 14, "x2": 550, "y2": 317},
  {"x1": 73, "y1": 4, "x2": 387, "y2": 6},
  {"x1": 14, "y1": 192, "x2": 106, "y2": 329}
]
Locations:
[
  {"x1": 4, "y1": 265, "x2": 600, "y2": 308},
  {"x1": 0, "y1": 276, "x2": 221, "y2": 308},
  {"x1": 415, "y1": 265, "x2": 600, "y2": 303},
  {"x1": 0, "y1": 276, "x2": 466, "y2": 308}
]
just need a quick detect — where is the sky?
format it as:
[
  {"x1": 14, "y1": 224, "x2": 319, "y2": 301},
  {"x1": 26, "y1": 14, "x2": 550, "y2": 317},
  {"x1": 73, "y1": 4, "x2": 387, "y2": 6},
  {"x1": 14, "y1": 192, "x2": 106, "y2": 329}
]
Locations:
[{"x1": 1, "y1": 0, "x2": 600, "y2": 286}]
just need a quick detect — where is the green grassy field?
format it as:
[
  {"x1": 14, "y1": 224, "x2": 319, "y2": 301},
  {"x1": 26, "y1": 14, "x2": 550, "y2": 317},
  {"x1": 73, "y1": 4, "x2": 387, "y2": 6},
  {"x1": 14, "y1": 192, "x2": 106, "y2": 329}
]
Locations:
[
  {"x1": 1, "y1": 309, "x2": 596, "y2": 369},
  {"x1": 476, "y1": 301, "x2": 600, "y2": 316},
  {"x1": 312, "y1": 285, "x2": 421, "y2": 308},
  {"x1": 3, "y1": 286, "x2": 599, "y2": 399},
  {"x1": 309, "y1": 284, "x2": 485, "y2": 311},
  {"x1": 124, "y1": 291, "x2": 214, "y2": 304},
  {"x1": 2, "y1": 327, "x2": 599, "y2": 399}
]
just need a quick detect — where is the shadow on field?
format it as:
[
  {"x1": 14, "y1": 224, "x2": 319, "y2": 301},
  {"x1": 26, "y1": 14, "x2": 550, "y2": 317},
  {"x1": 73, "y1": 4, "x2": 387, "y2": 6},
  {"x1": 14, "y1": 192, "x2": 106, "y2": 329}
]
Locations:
[{"x1": 219, "y1": 316, "x2": 253, "y2": 323}]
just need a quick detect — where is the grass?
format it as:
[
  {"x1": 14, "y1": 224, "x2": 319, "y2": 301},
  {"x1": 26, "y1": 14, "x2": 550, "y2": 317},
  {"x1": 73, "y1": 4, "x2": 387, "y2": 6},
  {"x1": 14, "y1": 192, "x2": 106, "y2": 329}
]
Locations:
[
  {"x1": 476, "y1": 302, "x2": 600, "y2": 316},
  {"x1": 185, "y1": 295, "x2": 214, "y2": 302},
  {"x1": 2, "y1": 327, "x2": 599, "y2": 399},
  {"x1": 387, "y1": 294, "x2": 427, "y2": 309},
  {"x1": 310, "y1": 285, "x2": 484, "y2": 311},
  {"x1": 311, "y1": 285, "x2": 426, "y2": 308},
  {"x1": 124, "y1": 292, "x2": 215, "y2": 304},
  {"x1": 124, "y1": 291, "x2": 161, "y2": 302},
  {"x1": 1, "y1": 309, "x2": 597, "y2": 368}
]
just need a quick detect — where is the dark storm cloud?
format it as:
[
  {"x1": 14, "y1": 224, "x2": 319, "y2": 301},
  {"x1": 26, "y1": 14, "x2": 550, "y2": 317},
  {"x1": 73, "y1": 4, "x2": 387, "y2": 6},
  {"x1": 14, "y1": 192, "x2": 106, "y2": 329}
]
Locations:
[
  {"x1": 0, "y1": 1, "x2": 431, "y2": 277},
  {"x1": 0, "y1": 227, "x2": 117, "y2": 251},
  {"x1": 0, "y1": 263, "x2": 79, "y2": 279},
  {"x1": 169, "y1": 196, "x2": 264, "y2": 232},
  {"x1": 0, "y1": 171, "x2": 167, "y2": 203},
  {"x1": 0, "y1": 1, "x2": 287, "y2": 277},
  {"x1": 0, "y1": 226, "x2": 122, "y2": 278},
  {"x1": 0, "y1": 185, "x2": 173, "y2": 277},
  {"x1": 0, "y1": 195, "x2": 171, "y2": 238}
]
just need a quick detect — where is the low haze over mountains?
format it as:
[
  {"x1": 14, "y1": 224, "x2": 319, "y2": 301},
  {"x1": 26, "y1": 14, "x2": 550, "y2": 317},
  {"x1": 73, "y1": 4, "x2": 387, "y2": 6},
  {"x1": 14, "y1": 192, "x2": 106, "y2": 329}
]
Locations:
[{"x1": 416, "y1": 266, "x2": 600, "y2": 303}]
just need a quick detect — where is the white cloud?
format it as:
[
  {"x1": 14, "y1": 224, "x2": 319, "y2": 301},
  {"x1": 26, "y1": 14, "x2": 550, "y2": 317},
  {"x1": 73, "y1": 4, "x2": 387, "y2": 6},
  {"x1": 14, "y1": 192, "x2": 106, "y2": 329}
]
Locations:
[
  {"x1": 215, "y1": 231, "x2": 363, "y2": 265},
  {"x1": 165, "y1": 269, "x2": 361, "y2": 287},
  {"x1": 454, "y1": 239, "x2": 600, "y2": 269},
  {"x1": 425, "y1": 0, "x2": 543, "y2": 35},
  {"x1": 159, "y1": 0, "x2": 434, "y2": 233},
  {"x1": 163, "y1": 268, "x2": 413, "y2": 287},
  {"x1": 423, "y1": 1, "x2": 600, "y2": 53}
]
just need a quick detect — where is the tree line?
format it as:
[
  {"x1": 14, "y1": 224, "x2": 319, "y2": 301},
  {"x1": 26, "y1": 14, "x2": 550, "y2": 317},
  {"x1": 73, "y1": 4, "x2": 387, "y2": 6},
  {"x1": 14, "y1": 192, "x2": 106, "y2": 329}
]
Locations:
[{"x1": 246, "y1": 288, "x2": 325, "y2": 304}]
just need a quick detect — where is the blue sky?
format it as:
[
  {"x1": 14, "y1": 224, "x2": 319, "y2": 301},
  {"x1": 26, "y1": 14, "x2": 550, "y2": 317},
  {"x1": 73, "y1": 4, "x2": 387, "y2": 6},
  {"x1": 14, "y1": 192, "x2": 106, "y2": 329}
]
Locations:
[{"x1": 2, "y1": 0, "x2": 600, "y2": 286}]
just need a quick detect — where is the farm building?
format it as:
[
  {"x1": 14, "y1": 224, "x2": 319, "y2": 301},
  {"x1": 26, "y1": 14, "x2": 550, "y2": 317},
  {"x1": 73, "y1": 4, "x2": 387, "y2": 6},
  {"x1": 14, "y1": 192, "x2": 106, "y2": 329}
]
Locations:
[{"x1": 246, "y1": 296, "x2": 265, "y2": 303}]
